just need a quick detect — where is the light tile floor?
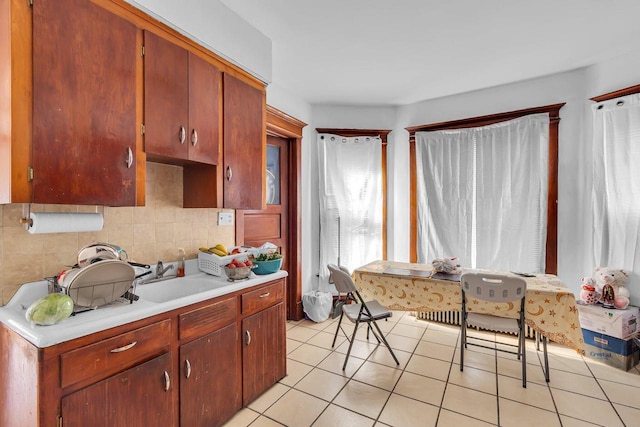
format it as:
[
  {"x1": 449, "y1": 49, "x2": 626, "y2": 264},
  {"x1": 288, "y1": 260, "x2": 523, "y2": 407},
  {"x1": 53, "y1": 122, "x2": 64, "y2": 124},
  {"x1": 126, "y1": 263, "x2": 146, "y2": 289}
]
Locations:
[{"x1": 224, "y1": 311, "x2": 640, "y2": 427}]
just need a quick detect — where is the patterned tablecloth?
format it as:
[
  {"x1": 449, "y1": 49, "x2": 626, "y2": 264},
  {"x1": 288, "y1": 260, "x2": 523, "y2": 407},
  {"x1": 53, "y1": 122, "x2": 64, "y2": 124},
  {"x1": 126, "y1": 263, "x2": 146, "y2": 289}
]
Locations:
[{"x1": 353, "y1": 260, "x2": 584, "y2": 354}]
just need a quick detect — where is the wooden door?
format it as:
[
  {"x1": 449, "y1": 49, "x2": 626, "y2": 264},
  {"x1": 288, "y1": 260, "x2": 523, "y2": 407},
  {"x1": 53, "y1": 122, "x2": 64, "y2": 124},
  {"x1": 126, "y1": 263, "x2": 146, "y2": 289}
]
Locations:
[
  {"x1": 236, "y1": 136, "x2": 289, "y2": 265},
  {"x1": 242, "y1": 302, "x2": 286, "y2": 405},
  {"x1": 32, "y1": 0, "x2": 138, "y2": 206},
  {"x1": 144, "y1": 30, "x2": 189, "y2": 161},
  {"x1": 223, "y1": 73, "x2": 265, "y2": 209},
  {"x1": 187, "y1": 53, "x2": 221, "y2": 165},
  {"x1": 61, "y1": 353, "x2": 174, "y2": 426},
  {"x1": 180, "y1": 323, "x2": 240, "y2": 427}
]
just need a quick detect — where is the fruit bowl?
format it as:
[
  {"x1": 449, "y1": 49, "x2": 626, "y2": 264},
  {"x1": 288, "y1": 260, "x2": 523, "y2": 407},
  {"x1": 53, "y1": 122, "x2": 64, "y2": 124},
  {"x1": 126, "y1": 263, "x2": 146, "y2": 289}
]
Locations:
[
  {"x1": 252, "y1": 258, "x2": 283, "y2": 275},
  {"x1": 224, "y1": 264, "x2": 255, "y2": 281}
]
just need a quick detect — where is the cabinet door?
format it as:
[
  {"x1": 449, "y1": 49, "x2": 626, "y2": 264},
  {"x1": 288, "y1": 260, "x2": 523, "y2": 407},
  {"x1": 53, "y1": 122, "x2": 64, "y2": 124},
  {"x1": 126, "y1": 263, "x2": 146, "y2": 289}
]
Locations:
[
  {"x1": 223, "y1": 73, "x2": 266, "y2": 209},
  {"x1": 32, "y1": 0, "x2": 138, "y2": 206},
  {"x1": 188, "y1": 53, "x2": 221, "y2": 165},
  {"x1": 144, "y1": 30, "x2": 189, "y2": 160},
  {"x1": 180, "y1": 323, "x2": 240, "y2": 427},
  {"x1": 242, "y1": 302, "x2": 286, "y2": 405},
  {"x1": 61, "y1": 352, "x2": 175, "y2": 427}
]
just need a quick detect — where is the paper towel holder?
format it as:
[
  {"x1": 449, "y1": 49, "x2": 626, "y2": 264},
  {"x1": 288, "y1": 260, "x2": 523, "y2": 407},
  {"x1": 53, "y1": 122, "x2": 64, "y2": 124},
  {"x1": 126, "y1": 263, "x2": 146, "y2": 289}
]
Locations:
[
  {"x1": 19, "y1": 204, "x2": 105, "y2": 233},
  {"x1": 19, "y1": 203, "x2": 33, "y2": 230}
]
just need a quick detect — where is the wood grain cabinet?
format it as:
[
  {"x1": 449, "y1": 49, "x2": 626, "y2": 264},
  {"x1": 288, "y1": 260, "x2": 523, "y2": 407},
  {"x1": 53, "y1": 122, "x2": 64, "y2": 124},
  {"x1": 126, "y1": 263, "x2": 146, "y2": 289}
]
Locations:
[
  {"x1": 223, "y1": 73, "x2": 267, "y2": 210},
  {"x1": 144, "y1": 30, "x2": 221, "y2": 166},
  {"x1": 31, "y1": 0, "x2": 140, "y2": 206},
  {"x1": 0, "y1": 279, "x2": 286, "y2": 427},
  {"x1": 61, "y1": 352, "x2": 174, "y2": 427},
  {"x1": 178, "y1": 297, "x2": 241, "y2": 427},
  {"x1": 1, "y1": 0, "x2": 266, "y2": 208},
  {"x1": 241, "y1": 281, "x2": 286, "y2": 405}
]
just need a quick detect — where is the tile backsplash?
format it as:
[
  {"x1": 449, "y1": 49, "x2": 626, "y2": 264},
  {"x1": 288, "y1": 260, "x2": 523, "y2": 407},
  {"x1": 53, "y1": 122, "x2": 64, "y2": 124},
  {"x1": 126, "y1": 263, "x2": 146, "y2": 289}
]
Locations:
[{"x1": 0, "y1": 162, "x2": 235, "y2": 305}]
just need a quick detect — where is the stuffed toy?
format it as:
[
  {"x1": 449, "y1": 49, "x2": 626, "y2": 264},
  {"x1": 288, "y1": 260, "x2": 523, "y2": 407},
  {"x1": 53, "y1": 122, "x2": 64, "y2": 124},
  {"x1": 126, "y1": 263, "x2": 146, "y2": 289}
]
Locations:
[
  {"x1": 593, "y1": 267, "x2": 630, "y2": 309},
  {"x1": 432, "y1": 257, "x2": 461, "y2": 274},
  {"x1": 579, "y1": 276, "x2": 599, "y2": 305}
]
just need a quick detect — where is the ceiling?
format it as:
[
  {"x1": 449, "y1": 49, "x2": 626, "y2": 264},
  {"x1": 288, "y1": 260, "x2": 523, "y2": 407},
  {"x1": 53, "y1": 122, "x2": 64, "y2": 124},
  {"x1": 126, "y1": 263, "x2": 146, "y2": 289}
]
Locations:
[{"x1": 219, "y1": 0, "x2": 640, "y2": 107}]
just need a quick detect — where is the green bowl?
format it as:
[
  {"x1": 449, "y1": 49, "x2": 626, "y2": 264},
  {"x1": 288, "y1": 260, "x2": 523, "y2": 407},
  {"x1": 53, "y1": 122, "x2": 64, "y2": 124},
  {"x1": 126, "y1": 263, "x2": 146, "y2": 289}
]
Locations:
[{"x1": 252, "y1": 258, "x2": 283, "y2": 275}]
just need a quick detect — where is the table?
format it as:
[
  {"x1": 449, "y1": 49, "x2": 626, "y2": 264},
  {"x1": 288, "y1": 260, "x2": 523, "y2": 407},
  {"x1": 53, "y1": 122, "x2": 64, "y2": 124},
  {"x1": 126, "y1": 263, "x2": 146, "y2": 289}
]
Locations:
[{"x1": 353, "y1": 260, "x2": 584, "y2": 354}]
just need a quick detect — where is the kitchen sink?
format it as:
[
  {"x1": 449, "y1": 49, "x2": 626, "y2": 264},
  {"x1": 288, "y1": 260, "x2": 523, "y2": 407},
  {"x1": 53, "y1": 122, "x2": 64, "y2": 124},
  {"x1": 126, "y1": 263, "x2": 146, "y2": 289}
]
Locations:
[{"x1": 134, "y1": 274, "x2": 231, "y2": 303}]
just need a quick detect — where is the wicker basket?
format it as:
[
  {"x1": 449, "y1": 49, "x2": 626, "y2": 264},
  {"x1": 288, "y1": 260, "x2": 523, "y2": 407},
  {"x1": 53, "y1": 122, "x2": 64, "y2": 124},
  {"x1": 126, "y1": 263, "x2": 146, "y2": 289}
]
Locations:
[{"x1": 198, "y1": 251, "x2": 249, "y2": 277}]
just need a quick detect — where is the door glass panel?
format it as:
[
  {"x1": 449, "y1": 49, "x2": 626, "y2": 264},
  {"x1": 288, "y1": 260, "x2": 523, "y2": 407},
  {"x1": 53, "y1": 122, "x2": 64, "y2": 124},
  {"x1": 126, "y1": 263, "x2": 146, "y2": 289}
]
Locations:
[{"x1": 266, "y1": 145, "x2": 280, "y2": 205}]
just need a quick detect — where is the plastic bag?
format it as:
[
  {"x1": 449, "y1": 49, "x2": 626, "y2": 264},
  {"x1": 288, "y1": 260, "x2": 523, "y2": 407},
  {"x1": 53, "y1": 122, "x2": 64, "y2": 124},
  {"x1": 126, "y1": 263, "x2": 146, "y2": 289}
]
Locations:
[{"x1": 302, "y1": 291, "x2": 333, "y2": 322}]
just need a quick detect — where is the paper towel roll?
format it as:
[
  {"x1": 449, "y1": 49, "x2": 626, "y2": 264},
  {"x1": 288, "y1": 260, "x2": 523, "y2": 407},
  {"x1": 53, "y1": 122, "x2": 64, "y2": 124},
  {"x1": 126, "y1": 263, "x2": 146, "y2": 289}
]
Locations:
[{"x1": 28, "y1": 212, "x2": 104, "y2": 234}]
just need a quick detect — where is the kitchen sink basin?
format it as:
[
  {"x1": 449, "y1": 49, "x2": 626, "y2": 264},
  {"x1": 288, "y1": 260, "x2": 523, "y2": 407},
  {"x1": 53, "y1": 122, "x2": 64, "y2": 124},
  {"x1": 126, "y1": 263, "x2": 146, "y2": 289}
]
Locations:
[{"x1": 134, "y1": 275, "x2": 231, "y2": 303}]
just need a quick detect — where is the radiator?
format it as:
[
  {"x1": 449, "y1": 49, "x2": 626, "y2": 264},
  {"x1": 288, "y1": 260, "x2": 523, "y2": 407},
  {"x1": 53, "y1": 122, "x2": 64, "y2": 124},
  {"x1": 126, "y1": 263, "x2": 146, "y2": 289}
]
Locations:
[{"x1": 416, "y1": 311, "x2": 537, "y2": 339}]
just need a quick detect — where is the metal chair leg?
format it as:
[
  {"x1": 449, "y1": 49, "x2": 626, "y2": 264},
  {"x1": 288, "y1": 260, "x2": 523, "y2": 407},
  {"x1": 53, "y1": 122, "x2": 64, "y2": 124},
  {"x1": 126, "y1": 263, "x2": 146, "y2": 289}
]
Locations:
[
  {"x1": 521, "y1": 329, "x2": 527, "y2": 388},
  {"x1": 460, "y1": 315, "x2": 466, "y2": 371},
  {"x1": 332, "y1": 311, "x2": 344, "y2": 348},
  {"x1": 371, "y1": 320, "x2": 400, "y2": 366},
  {"x1": 343, "y1": 319, "x2": 360, "y2": 371},
  {"x1": 542, "y1": 335, "x2": 549, "y2": 382}
]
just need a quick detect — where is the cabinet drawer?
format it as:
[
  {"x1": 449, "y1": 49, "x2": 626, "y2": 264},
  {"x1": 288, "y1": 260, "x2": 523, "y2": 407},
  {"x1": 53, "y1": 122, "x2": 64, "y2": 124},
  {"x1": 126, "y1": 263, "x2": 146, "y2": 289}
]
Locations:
[
  {"x1": 179, "y1": 296, "x2": 237, "y2": 342},
  {"x1": 241, "y1": 280, "x2": 284, "y2": 316},
  {"x1": 60, "y1": 319, "x2": 171, "y2": 389}
]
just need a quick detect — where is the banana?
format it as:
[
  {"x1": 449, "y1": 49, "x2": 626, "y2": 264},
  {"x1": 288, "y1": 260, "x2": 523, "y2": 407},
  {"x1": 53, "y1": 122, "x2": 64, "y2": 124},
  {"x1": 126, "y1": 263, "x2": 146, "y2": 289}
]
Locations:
[
  {"x1": 212, "y1": 248, "x2": 227, "y2": 257},
  {"x1": 214, "y1": 243, "x2": 228, "y2": 254}
]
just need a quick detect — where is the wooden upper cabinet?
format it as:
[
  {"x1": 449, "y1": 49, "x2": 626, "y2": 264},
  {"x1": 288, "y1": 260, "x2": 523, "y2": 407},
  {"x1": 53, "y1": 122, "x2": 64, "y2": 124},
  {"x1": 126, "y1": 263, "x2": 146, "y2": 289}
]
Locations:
[
  {"x1": 31, "y1": 0, "x2": 139, "y2": 206},
  {"x1": 188, "y1": 54, "x2": 222, "y2": 165},
  {"x1": 144, "y1": 31, "x2": 221, "y2": 165},
  {"x1": 223, "y1": 73, "x2": 266, "y2": 209}
]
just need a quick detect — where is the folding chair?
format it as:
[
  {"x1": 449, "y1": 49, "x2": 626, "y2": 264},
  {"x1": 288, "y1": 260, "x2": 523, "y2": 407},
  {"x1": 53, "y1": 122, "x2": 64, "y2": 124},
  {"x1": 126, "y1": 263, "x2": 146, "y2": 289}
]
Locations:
[
  {"x1": 460, "y1": 272, "x2": 528, "y2": 387},
  {"x1": 328, "y1": 264, "x2": 400, "y2": 370}
]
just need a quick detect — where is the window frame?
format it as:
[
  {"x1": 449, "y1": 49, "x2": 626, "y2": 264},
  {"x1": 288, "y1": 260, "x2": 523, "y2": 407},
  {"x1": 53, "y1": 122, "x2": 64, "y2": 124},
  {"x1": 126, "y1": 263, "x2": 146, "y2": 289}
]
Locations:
[
  {"x1": 316, "y1": 128, "x2": 390, "y2": 260},
  {"x1": 406, "y1": 103, "x2": 564, "y2": 274}
]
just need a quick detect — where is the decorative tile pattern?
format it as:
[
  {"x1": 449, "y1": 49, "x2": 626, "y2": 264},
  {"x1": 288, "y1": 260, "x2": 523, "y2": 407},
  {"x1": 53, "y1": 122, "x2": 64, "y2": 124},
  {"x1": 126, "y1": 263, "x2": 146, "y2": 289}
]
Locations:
[
  {"x1": 0, "y1": 163, "x2": 235, "y2": 305},
  {"x1": 223, "y1": 312, "x2": 640, "y2": 427}
]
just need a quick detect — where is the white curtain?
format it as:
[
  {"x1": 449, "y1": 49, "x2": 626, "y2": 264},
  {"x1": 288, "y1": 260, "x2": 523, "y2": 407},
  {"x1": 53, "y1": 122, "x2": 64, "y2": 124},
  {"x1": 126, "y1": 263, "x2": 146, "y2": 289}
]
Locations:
[
  {"x1": 592, "y1": 93, "x2": 640, "y2": 271},
  {"x1": 318, "y1": 134, "x2": 383, "y2": 292},
  {"x1": 416, "y1": 113, "x2": 549, "y2": 272}
]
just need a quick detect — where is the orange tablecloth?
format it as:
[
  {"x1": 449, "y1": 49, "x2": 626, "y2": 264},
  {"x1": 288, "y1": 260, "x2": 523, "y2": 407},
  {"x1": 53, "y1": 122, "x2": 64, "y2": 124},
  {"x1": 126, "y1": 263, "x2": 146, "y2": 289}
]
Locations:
[{"x1": 354, "y1": 260, "x2": 584, "y2": 354}]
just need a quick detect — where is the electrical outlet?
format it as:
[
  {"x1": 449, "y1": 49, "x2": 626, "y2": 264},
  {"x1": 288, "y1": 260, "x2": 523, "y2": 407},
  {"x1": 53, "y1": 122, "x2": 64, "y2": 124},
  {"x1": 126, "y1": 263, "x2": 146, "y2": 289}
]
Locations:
[{"x1": 218, "y1": 211, "x2": 234, "y2": 226}]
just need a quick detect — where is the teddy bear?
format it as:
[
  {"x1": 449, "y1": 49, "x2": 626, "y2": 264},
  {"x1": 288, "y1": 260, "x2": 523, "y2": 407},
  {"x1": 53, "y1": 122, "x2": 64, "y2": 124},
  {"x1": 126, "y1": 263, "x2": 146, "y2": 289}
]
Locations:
[
  {"x1": 579, "y1": 276, "x2": 599, "y2": 305},
  {"x1": 592, "y1": 267, "x2": 630, "y2": 309}
]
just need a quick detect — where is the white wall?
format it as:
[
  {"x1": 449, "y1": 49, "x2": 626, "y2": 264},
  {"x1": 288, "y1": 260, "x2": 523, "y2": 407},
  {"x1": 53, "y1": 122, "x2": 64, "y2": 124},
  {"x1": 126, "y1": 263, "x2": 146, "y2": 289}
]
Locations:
[
  {"x1": 293, "y1": 52, "x2": 640, "y2": 304},
  {"x1": 123, "y1": 0, "x2": 272, "y2": 84},
  {"x1": 121, "y1": 0, "x2": 640, "y2": 303},
  {"x1": 394, "y1": 70, "x2": 591, "y2": 295}
]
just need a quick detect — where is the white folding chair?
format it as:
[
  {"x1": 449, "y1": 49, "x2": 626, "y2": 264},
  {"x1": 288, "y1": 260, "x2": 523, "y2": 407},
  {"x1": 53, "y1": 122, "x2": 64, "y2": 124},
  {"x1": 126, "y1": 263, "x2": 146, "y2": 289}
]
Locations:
[
  {"x1": 328, "y1": 264, "x2": 400, "y2": 370},
  {"x1": 460, "y1": 272, "x2": 528, "y2": 387}
]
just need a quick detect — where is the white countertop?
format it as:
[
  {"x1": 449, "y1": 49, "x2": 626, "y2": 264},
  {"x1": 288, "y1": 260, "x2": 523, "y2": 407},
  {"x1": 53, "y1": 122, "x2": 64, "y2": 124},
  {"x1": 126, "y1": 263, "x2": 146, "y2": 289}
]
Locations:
[{"x1": 0, "y1": 259, "x2": 287, "y2": 348}]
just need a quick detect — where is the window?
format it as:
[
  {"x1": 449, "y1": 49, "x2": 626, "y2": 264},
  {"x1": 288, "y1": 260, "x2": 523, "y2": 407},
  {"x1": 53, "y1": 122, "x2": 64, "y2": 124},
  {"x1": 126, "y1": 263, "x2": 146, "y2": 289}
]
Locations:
[
  {"x1": 316, "y1": 128, "x2": 389, "y2": 289},
  {"x1": 590, "y1": 84, "x2": 640, "y2": 271},
  {"x1": 407, "y1": 104, "x2": 564, "y2": 274}
]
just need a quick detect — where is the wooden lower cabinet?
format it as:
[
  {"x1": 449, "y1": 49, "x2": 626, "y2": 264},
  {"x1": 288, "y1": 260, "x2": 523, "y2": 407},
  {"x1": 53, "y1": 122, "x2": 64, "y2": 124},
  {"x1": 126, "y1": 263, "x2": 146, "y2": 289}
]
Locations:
[
  {"x1": 61, "y1": 352, "x2": 174, "y2": 426},
  {"x1": 242, "y1": 302, "x2": 286, "y2": 405},
  {"x1": 180, "y1": 323, "x2": 240, "y2": 426},
  {"x1": 0, "y1": 278, "x2": 286, "y2": 427}
]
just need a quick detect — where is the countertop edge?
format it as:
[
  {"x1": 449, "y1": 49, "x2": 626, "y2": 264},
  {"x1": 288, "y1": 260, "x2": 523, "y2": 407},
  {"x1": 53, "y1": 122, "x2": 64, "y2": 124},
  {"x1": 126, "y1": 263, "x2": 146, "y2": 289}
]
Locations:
[{"x1": 0, "y1": 267, "x2": 288, "y2": 348}]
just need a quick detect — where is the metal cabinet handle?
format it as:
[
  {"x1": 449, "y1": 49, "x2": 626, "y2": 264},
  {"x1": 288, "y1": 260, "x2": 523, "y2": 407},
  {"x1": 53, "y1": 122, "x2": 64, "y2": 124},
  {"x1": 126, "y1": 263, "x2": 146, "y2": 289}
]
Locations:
[
  {"x1": 245, "y1": 330, "x2": 251, "y2": 345},
  {"x1": 125, "y1": 147, "x2": 133, "y2": 169},
  {"x1": 191, "y1": 129, "x2": 198, "y2": 147},
  {"x1": 184, "y1": 359, "x2": 191, "y2": 379},
  {"x1": 226, "y1": 166, "x2": 233, "y2": 182},
  {"x1": 163, "y1": 371, "x2": 171, "y2": 391},
  {"x1": 110, "y1": 341, "x2": 137, "y2": 353},
  {"x1": 259, "y1": 292, "x2": 270, "y2": 298},
  {"x1": 179, "y1": 126, "x2": 186, "y2": 144}
]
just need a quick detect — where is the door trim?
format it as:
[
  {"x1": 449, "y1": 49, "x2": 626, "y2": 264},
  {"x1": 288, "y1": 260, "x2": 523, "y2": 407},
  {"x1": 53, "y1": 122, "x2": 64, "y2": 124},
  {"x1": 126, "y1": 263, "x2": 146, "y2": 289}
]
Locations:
[{"x1": 266, "y1": 105, "x2": 306, "y2": 320}]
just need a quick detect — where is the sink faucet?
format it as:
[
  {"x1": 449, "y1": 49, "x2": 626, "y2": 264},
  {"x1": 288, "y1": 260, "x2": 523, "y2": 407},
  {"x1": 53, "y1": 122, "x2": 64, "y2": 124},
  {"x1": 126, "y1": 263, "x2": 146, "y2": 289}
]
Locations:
[{"x1": 156, "y1": 260, "x2": 175, "y2": 279}]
